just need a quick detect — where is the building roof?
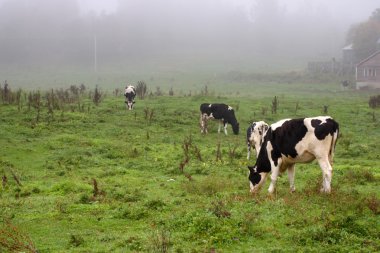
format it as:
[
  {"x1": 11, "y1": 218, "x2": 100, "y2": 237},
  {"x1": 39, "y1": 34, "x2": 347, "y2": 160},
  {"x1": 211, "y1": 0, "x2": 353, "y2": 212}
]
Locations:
[
  {"x1": 343, "y1": 44, "x2": 353, "y2": 50},
  {"x1": 356, "y1": 50, "x2": 380, "y2": 67}
]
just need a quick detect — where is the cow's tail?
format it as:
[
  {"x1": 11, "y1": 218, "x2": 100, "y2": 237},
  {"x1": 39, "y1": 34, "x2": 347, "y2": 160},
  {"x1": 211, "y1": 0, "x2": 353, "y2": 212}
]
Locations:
[{"x1": 329, "y1": 122, "x2": 339, "y2": 165}]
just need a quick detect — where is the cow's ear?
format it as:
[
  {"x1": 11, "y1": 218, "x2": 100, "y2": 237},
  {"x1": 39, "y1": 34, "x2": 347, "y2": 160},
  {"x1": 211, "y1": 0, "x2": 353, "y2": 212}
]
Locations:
[{"x1": 248, "y1": 166, "x2": 256, "y2": 173}]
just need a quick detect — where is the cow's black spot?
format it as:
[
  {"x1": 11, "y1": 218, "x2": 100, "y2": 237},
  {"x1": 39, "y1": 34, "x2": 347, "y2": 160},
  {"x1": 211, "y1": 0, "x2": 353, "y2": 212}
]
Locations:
[
  {"x1": 246, "y1": 125, "x2": 253, "y2": 142},
  {"x1": 311, "y1": 118, "x2": 339, "y2": 140},
  {"x1": 254, "y1": 131, "x2": 272, "y2": 173},
  {"x1": 271, "y1": 118, "x2": 307, "y2": 161},
  {"x1": 125, "y1": 91, "x2": 135, "y2": 102}
]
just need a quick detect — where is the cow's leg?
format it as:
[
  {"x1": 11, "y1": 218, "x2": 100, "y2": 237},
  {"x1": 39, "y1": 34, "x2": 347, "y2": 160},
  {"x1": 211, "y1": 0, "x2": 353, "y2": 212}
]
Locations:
[
  {"x1": 268, "y1": 165, "x2": 280, "y2": 194},
  {"x1": 199, "y1": 114, "x2": 203, "y2": 133},
  {"x1": 223, "y1": 123, "x2": 228, "y2": 135},
  {"x1": 218, "y1": 121, "x2": 222, "y2": 134},
  {"x1": 317, "y1": 158, "x2": 333, "y2": 193},
  {"x1": 287, "y1": 164, "x2": 296, "y2": 192},
  {"x1": 204, "y1": 116, "x2": 208, "y2": 133},
  {"x1": 200, "y1": 114, "x2": 207, "y2": 134}
]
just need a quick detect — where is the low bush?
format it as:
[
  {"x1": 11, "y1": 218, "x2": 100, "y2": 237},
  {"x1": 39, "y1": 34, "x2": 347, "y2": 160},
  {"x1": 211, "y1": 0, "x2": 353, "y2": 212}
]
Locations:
[
  {"x1": 369, "y1": 94, "x2": 380, "y2": 108},
  {"x1": 0, "y1": 223, "x2": 38, "y2": 253}
]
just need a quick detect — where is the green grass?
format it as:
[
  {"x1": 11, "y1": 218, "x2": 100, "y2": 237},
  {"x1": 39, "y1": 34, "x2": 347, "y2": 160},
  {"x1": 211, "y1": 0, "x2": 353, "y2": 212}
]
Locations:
[{"x1": 0, "y1": 79, "x2": 379, "y2": 252}]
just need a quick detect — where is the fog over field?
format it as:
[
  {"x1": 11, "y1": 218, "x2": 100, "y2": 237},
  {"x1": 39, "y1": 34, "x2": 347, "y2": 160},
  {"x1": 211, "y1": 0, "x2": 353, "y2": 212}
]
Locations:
[{"x1": 0, "y1": 0, "x2": 378, "y2": 86}]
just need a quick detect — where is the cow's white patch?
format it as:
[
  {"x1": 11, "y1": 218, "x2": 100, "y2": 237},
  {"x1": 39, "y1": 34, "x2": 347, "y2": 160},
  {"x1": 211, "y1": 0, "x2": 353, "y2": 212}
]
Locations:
[
  {"x1": 303, "y1": 116, "x2": 330, "y2": 131},
  {"x1": 228, "y1": 106, "x2": 233, "y2": 110},
  {"x1": 125, "y1": 85, "x2": 135, "y2": 94},
  {"x1": 271, "y1": 118, "x2": 290, "y2": 131}
]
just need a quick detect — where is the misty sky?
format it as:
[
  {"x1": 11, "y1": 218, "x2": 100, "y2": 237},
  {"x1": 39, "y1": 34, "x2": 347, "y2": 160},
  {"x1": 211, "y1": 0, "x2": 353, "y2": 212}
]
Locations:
[
  {"x1": 77, "y1": 0, "x2": 378, "y2": 25},
  {"x1": 0, "y1": 0, "x2": 379, "y2": 73}
]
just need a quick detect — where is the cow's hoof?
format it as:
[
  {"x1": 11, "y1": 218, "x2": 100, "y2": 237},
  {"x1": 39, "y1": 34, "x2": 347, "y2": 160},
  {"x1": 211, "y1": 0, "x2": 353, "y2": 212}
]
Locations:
[{"x1": 320, "y1": 188, "x2": 331, "y2": 194}]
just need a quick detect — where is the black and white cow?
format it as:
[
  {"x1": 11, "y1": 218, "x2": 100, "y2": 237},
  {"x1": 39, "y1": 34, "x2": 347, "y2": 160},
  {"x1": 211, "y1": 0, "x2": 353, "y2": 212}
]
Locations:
[
  {"x1": 248, "y1": 116, "x2": 339, "y2": 194},
  {"x1": 200, "y1": 103, "x2": 239, "y2": 135},
  {"x1": 246, "y1": 121, "x2": 269, "y2": 160},
  {"x1": 124, "y1": 85, "x2": 136, "y2": 110}
]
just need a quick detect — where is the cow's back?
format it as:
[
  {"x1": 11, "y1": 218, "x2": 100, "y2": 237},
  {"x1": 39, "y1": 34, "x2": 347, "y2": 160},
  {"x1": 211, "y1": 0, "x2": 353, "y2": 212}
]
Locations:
[
  {"x1": 200, "y1": 103, "x2": 228, "y2": 118},
  {"x1": 267, "y1": 117, "x2": 338, "y2": 163}
]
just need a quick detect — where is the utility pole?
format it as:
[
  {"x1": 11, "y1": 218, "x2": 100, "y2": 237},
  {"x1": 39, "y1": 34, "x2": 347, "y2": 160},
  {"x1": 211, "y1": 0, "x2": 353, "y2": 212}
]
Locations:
[{"x1": 94, "y1": 35, "x2": 97, "y2": 72}]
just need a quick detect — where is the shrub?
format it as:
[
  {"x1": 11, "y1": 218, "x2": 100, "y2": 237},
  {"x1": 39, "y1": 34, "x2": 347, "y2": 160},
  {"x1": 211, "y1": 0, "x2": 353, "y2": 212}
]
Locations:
[
  {"x1": 116, "y1": 206, "x2": 148, "y2": 220},
  {"x1": 0, "y1": 223, "x2": 38, "y2": 252},
  {"x1": 208, "y1": 200, "x2": 231, "y2": 218},
  {"x1": 369, "y1": 95, "x2": 380, "y2": 108},
  {"x1": 271, "y1": 96, "x2": 279, "y2": 114},
  {"x1": 149, "y1": 229, "x2": 171, "y2": 253},
  {"x1": 92, "y1": 86, "x2": 102, "y2": 105},
  {"x1": 365, "y1": 194, "x2": 380, "y2": 214},
  {"x1": 145, "y1": 199, "x2": 166, "y2": 210},
  {"x1": 136, "y1": 81, "x2": 147, "y2": 99},
  {"x1": 69, "y1": 234, "x2": 84, "y2": 247},
  {"x1": 339, "y1": 132, "x2": 352, "y2": 149},
  {"x1": 169, "y1": 88, "x2": 174, "y2": 96},
  {"x1": 182, "y1": 176, "x2": 231, "y2": 196},
  {"x1": 122, "y1": 236, "x2": 143, "y2": 251},
  {"x1": 155, "y1": 86, "x2": 163, "y2": 96},
  {"x1": 78, "y1": 193, "x2": 91, "y2": 204},
  {"x1": 342, "y1": 168, "x2": 375, "y2": 185}
]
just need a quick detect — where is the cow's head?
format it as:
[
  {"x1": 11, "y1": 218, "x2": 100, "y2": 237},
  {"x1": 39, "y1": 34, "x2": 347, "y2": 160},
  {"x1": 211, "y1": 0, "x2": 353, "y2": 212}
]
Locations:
[
  {"x1": 126, "y1": 100, "x2": 135, "y2": 110},
  {"x1": 248, "y1": 165, "x2": 268, "y2": 193},
  {"x1": 232, "y1": 122, "x2": 240, "y2": 135}
]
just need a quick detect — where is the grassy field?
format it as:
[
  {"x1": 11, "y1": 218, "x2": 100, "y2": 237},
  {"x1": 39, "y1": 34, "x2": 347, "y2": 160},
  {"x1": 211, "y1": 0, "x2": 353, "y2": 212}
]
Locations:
[{"x1": 0, "y1": 78, "x2": 379, "y2": 252}]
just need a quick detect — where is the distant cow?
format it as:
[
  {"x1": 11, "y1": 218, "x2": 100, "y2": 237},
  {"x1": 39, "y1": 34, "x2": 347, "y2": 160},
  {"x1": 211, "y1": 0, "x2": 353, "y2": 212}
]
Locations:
[
  {"x1": 124, "y1": 85, "x2": 136, "y2": 110},
  {"x1": 200, "y1": 103, "x2": 239, "y2": 135},
  {"x1": 248, "y1": 116, "x2": 339, "y2": 194},
  {"x1": 246, "y1": 121, "x2": 269, "y2": 160}
]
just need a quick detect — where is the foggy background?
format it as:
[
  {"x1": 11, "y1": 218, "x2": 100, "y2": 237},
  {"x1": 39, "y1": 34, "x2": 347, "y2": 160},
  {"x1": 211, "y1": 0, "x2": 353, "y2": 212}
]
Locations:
[{"x1": 0, "y1": 0, "x2": 378, "y2": 88}]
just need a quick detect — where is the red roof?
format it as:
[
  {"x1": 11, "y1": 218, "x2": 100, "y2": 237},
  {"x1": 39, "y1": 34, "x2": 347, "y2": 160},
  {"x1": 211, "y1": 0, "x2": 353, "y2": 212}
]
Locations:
[{"x1": 356, "y1": 50, "x2": 380, "y2": 67}]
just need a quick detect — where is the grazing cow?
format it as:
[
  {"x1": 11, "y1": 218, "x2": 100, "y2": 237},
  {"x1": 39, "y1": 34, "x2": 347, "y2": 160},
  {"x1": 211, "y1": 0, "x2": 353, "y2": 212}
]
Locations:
[
  {"x1": 246, "y1": 121, "x2": 269, "y2": 160},
  {"x1": 248, "y1": 116, "x2": 339, "y2": 194},
  {"x1": 200, "y1": 103, "x2": 239, "y2": 135},
  {"x1": 124, "y1": 85, "x2": 136, "y2": 110}
]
